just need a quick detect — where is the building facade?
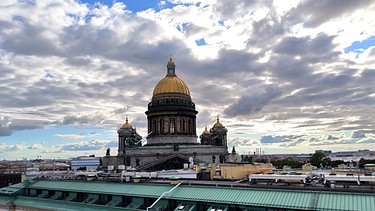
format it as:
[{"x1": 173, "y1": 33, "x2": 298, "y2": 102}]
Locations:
[{"x1": 103, "y1": 58, "x2": 229, "y2": 171}]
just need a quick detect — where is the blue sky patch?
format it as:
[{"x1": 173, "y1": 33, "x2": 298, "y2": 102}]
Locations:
[
  {"x1": 177, "y1": 22, "x2": 189, "y2": 32},
  {"x1": 195, "y1": 38, "x2": 206, "y2": 46},
  {"x1": 344, "y1": 36, "x2": 375, "y2": 58},
  {"x1": 44, "y1": 71, "x2": 54, "y2": 78},
  {"x1": 82, "y1": 0, "x2": 174, "y2": 12}
]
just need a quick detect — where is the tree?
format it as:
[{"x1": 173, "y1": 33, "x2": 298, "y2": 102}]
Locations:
[
  {"x1": 270, "y1": 160, "x2": 303, "y2": 169},
  {"x1": 309, "y1": 151, "x2": 326, "y2": 167}
]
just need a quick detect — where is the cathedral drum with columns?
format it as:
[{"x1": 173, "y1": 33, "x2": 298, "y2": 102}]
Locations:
[{"x1": 103, "y1": 58, "x2": 229, "y2": 171}]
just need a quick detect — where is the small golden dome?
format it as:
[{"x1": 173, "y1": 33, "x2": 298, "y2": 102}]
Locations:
[
  {"x1": 121, "y1": 117, "x2": 133, "y2": 129},
  {"x1": 167, "y1": 57, "x2": 174, "y2": 65},
  {"x1": 213, "y1": 115, "x2": 223, "y2": 127},
  {"x1": 203, "y1": 126, "x2": 210, "y2": 134}
]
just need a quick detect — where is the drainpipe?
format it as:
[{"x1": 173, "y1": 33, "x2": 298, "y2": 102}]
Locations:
[{"x1": 146, "y1": 181, "x2": 183, "y2": 211}]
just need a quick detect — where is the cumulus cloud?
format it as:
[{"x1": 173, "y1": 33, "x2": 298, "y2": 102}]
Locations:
[
  {"x1": 28, "y1": 144, "x2": 44, "y2": 150},
  {"x1": 0, "y1": 0, "x2": 375, "y2": 158},
  {"x1": 0, "y1": 116, "x2": 55, "y2": 137},
  {"x1": 60, "y1": 139, "x2": 114, "y2": 151},
  {"x1": 0, "y1": 143, "x2": 25, "y2": 153},
  {"x1": 260, "y1": 135, "x2": 303, "y2": 144},
  {"x1": 351, "y1": 130, "x2": 375, "y2": 139},
  {"x1": 224, "y1": 85, "x2": 282, "y2": 117},
  {"x1": 55, "y1": 134, "x2": 85, "y2": 140},
  {"x1": 0, "y1": 116, "x2": 12, "y2": 136}
]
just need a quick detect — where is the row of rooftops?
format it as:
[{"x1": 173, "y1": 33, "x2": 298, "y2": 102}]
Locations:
[{"x1": 1, "y1": 179, "x2": 375, "y2": 210}]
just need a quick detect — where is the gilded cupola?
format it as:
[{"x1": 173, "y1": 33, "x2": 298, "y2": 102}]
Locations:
[
  {"x1": 202, "y1": 126, "x2": 210, "y2": 134},
  {"x1": 121, "y1": 116, "x2": 133, "y2": 129},
  {"x1": 152, "y1": 57, "x2": 190, "y2": 96},
  {"x1": 213, "y1": 115, "x2": 224, "y2": 128}
]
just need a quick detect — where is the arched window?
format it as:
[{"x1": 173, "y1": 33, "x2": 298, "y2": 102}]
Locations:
[
  {"x1": 153, "y1": 120, "x2": 157, "y2": 133},
  {"x1": 159, "y1": 119, "x2": 163, "y2": 134},
  {"x1": 183, "y1": 119, "x2": 186, "y2": 132},
  {"x1": 188, "y1": 119, "x2": 191, "y2": 134},
  {"x1": 170, "y1": 118, "x2": 175, "y2": 134}
]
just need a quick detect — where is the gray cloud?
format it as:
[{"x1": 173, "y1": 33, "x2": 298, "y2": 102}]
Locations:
[
  {"x1": 62, "y1": 114, "x2": 105, "y2": 126},
  {"x1": 224, "y1": 85, "x2": 282, "y2": 117},
  {"x1": 60, "y1": 139, "x2": 110, "y2": 151},
  {"x1": 285, "y1": 0, "x2": 373, "y2": 28},
  {"x1": 260, "y1": 135, "x2": 303, "y2": 144},
  {"x1": 0, "y1": 0, "x2": 374, "y2": 156}
]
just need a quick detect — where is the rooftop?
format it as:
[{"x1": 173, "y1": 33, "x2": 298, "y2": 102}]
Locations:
[{"x1": 1, "y1": 180, "x2": 374, "y2": 210}]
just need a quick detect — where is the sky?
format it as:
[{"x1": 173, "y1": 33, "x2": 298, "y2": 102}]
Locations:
[{"x1": 0, "y1": 0, "x2": 375, "y2": 160}]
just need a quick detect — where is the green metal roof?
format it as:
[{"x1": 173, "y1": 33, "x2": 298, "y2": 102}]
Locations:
[
  {"x1": 169, "y1": 186, "x2": 314, "y2": 210},
  {"x1": 316, "y1": 192, "x2": 375, "y2": 211},
  {"x1": 3, "y1": 180, "x2": 375, "y2": 211},
  {"x1": 27, "y1": 180, "x2": 173, "y2": 198},
  {"x1": 13, "y1": 196, "x2": 139, "y2": 211}
]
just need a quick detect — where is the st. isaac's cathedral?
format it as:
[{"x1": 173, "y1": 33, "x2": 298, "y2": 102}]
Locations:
[{"x1": 102, "y1": 58, "x2": 229, "y2": 171}]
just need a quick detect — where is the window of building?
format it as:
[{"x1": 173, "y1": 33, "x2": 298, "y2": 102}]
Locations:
[
  {"x1": 153, "y1": 120, "x2": 157, "y2": 133},
  {"x1": 170, "y1": 118, "x2": 175, "y2": 134},
  {"x1": 188, "y1": 119, "x2": 191, "y2": 134},
  {"x1": 159, "y1": 119, "x2": 163, "y2": 134},
  {"x1": 183, "y1": 119, "x2": 186, "y2": 132}
]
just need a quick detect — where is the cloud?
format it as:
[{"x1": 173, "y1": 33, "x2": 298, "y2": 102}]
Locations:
[
  {"x1": 28, "y1": 144, "x2": 44, "y2": 150},
  {"x1": 227, "y1": 137, "x2": 259, "y2": 147},
  {"x1": 62, "y1": 114, "x2": 105, "y2": 126},
  {"x1": 356, "y1": 136, "x2": 375, "y2": 144},
  {"x1": 260, "y1": 135, "x2": 303, "y2": 144},
  {"x1": 0, "y1": 0, "x2": 375, "y2": 158},
  {"x1": 351, "y1": 130, "x2": 375, "y2": 139},
  {"x1": 0, "y1": 143, "x2": 25, "y2": 153},
  {"x1": 60, "y1": 139, "x2": 113, "y2": 151},
  {"x1": 224, "y1": 85, "x2": 282, "y2": 117},
  {"x1": 0, "y1": 116, "x2": 55, "y2": 137},
  {"x1": 55, "y1": 134, "x2": 85, "y2": 140},
  {"x1": 327, "y1": 135, "x2": 340, "y2": 140},
  {"x1": 285, "y1": 0, "x2": 373, "y2": 28},
  {"x1": 40, "y1": 150, "x2": 64, "y2": 154},
  {"x1": 0, "y1": 116, "x2": 12, "y2": 136},
  {"x1": 351, "y1": 130, "x2": 367, "y2": 139}
]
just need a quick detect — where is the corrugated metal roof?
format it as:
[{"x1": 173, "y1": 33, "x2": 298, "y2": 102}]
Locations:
[
  {"x1": 13, "y1": 196, "x2": 137, "y2": 211},
  {"x1": 316, "y1": 192, "x2": 375, "y2": 211},
  {"x1": 28, "y1": 180, "x2": 172, "y2": 198},
  {"x1": 170, "y1": 186, "x2": 314, "y2": 210},
  {"x1": 14, "y1": 180, "x2": 375, "y2": 210}
]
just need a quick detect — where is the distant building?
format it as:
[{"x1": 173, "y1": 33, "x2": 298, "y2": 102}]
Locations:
[
  {"x1": 0, "y1": 161, "x2": 28, "y2": 173},
  {"x1": 0, "y1": 173, "x2": 24, "y2": 188},
  {"x1": 302, "y1": 163, "x2": 315, "y2": 171},
  {"x1": 329, "y1": 149, "x2": 375, "y2": 162},
  {"x1": 364, "y1": 164, "x2": 375, "y2": 170},
  {"x1": 71, "y1": 157, "x2": 100, "y2": 171},
  {"x1": 102, "y1": 58, "x2": 228, "y2": 171}
]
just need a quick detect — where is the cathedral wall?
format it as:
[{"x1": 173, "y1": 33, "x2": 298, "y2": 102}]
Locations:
[
  {"x1": 121, "y1": 145, "x2": 228, "y2": 167},
  {"x1": 146, "y1": 135, "x2": 197, "y2": 145}
]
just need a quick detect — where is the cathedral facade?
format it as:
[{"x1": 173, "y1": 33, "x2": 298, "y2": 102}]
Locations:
[{"x1": 103, "y1": 58, "x2": 228, "y2": 171}]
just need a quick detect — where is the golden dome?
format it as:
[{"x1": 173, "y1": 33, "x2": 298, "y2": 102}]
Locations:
[
  {"x1": 213, "y1": 115, "x2": 223, "y2": 127},
  {"x1": 203, "y1": 126, "x2": 210, "y2": 134},
  {"x1": 153, "y1": 75, "x2": 190, "y2": 96},
  {"x1": 121, "y1": 117, "x2": 133, "y2": 129},
  {"x1": 152, "y1": 58, "x2": 190, "y2": 96}
]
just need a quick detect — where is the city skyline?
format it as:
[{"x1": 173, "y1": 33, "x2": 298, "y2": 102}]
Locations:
[{"x1": 0, "y1": 0, "x2": 374, "y2": 160}]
